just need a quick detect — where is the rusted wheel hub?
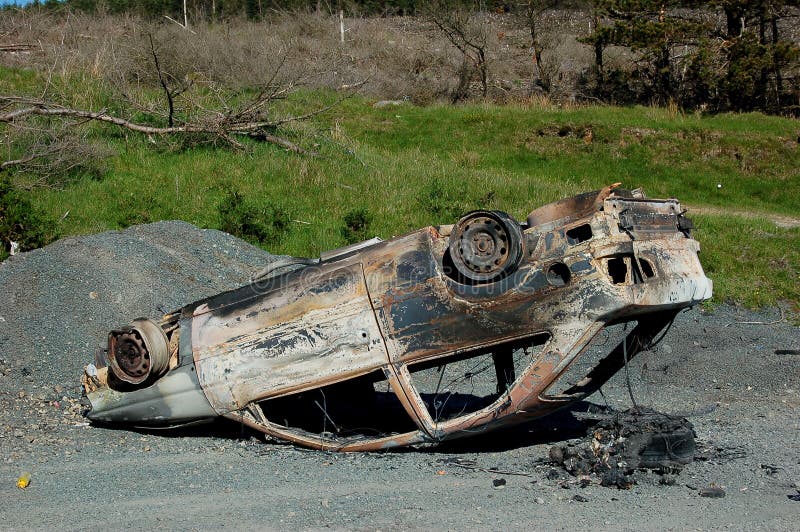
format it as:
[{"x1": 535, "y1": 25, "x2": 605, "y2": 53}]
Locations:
[
  {"x1": 114, "y1": 330, "x2": 148, "y2": 377},
  {"x1": 107, "y1": 318, "x2": 169, "y2": 385},
  {"x1": 448, "y1": 210, "x2": 524, "y2": 283}
]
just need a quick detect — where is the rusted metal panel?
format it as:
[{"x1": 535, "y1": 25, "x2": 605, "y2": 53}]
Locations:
[{"x1": 191, "y1": 263, "x2": 390, "y2": 413}]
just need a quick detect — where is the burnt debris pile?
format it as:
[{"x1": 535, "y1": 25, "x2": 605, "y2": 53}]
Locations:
[{"x1": 547, "y1": 408, "x2": 696, "y2": 489}]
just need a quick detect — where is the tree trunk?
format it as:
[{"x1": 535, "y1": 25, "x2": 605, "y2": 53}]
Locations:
[
  {"x1": 592, "y1": 14, "x2": 604, "y2": 84},
  {"x1": 757, "y1": 1, "x2": 769, "y2": 109},
  {"x1": 655, "y1": 45, "x2": 672, "y2": 104},
  {"x1": 770, "y1": 8, "x2": 783, "y2": 112},
  {"x1": 478, "y1": 48, "x2": 488, "y2": 98},
  {"x1": 725, "y1": 5, "x2": 744, "y2": 39},
  {"x1": 527, "y1": 1, "x2": 545, "y2": 92}
]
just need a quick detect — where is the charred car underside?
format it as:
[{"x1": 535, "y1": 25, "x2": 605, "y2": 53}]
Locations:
[{"x1": 82, "y1": 185, "x2": 712, "y2": 451}]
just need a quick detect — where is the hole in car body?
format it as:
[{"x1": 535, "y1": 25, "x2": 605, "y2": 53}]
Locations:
[
  {"x1": 547, "y1": 262, "x2": 572, "y2": 286},
  {"x1": 406, "y1": 334, "x2": 550, "y2": 424},
  {"x1": 258, "y1": 370, "x2": 417, "y2": 440},
  {"x1": 566, "y1": 223, "x2": 593, "y2": 245}
]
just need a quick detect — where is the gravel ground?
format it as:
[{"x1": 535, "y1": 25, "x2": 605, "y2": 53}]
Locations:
[{"x1": 1, "y1": 222, "x2": 798, "y2": 530}]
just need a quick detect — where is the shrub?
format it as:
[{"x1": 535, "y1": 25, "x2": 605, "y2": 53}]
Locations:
[
  {"x1": 340, "y1": 207, "x2": 373, "y2": 244},
  {"x1": 3, "y1": 125, "x2": 112, "y2": 189},
  {"x1": 115, "y1": 198, "x2": 154, "y2": 229},
  {"x1": 0, "y1": 175, "x2": 58, "y2": 260},
  {"x1": 217, "y1": 188, "x2": 290, "y2": 247}
]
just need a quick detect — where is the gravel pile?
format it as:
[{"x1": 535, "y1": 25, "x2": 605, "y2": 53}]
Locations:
[{"x1": 0, "y1": 221, "x2": 276, "y2": 394}]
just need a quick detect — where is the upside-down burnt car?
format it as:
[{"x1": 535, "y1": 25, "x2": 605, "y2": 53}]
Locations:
[{"x1": 81, "y1": 184, "x2": 712, "y2": 451}]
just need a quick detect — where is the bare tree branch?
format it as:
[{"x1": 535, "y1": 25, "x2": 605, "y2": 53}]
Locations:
[
  {"x1": 0, "y1": 120, "x2": 112, "y2": 189},
  {"x1": 0, "y1": 32, "x2": 369, "y2": 170},
  {"x1": 149, "y1": 34, "x2": 176, "y2": 128},
  {"x1": 424, "y1": 3, "x2": 489, "y2": 100},
  {"x1": 1, "y1": 152, "x2": 42, "y2": 170},
  {"x1": 0, "y1": 43, "x2": 36, "y2": 52},
  {"x1": 0, "y1": 95, "x2": 318, "y2": 155}
]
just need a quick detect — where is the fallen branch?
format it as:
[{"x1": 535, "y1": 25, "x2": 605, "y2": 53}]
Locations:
[
  {"x1": 0, "y1": 44, "x2": 36, "y2": 53},
  {"x1": 724, "y1": 307, "x2": 785, "y2": 327},
  {"x1": 0, "y1": 95, "x2": 316, "y2": 156},
  {"x1": 445, "y1": 462, "x2": 534, "y2": 478},
  {"x1": 0, "y1": 124, "x2": 111, "y2": 184},
  {"x1": 163, "y1": 15, "x2": 197, "y2": 34},
  {"x1": 1, "y1": 152, "x2": 41, "y2": 170}
]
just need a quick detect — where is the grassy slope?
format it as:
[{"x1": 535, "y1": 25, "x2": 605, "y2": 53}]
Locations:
[{"x1": 4, "y1": 76, "x2": 798, "y2": 308}]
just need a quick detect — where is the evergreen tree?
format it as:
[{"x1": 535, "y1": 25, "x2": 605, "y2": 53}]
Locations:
[{"x1": 583, "y1": 0, "x2": 800, "y2": 112}]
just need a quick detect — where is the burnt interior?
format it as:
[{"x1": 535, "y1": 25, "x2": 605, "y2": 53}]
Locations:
[
  {"x1": 407, "y1": 334, "x2": 550, "y2": 424},
  {"x1": 607, "y1": 255, "x2": 654, "y2": 285},
  {"x1": 545, "y1": 320, "x2": 639, "y2": 398},
  {"x1": 608, "y1": 257, "x2": 628, "y2": 284},
  {"x1": 566, "y1": 223, "x2": 593, "y2": 245},
  {"x1": 257, "y1": 370, "x2": 417, "y2": 439},
  {"x1": 639, "y1": 258, "x2": 655, "y2": 279},
  {"x1": 547, "y1": 262, "x2": 571, "y2": 286}
]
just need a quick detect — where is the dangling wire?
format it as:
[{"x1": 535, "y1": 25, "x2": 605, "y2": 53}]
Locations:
[
  {"x1": 622, "y1": 322, "x2": 639, "y2": 411},
  {"x1": 597, "y1": 386, "x2": 610, "y2": 410},
  {"x1": 315, "y1": 389, "x2": 339, "y2": 434}
]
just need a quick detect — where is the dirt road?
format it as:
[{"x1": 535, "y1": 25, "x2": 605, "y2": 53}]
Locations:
[{"x1": 1, "y1": 223, "x2": 798, "y2": 530}]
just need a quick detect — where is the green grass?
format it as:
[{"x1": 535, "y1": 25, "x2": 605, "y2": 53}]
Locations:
[
  {"x1": 694, "y1": 215, "x2": 800, "y2": 308},
  {"x1": 3, "y1": 70, "x2": 799, "y2": 309}
]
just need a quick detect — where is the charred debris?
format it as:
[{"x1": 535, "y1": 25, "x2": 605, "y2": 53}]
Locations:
[{"x1": 545, "y1": 408, "x2": 697, "y2": 489}]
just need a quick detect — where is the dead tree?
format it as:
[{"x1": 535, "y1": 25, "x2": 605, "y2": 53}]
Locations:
[
  {"x1": 424, "y1": 2, "x2": 489, "y2": 101},
  {"x1": 519, "y1": 0, "x2": 559, "y2": 94},
  {"x1": 1, "y1": 38, "x2": 364, "y2": 176},
  {"x1": 0, "y1": 93, "x2": 339, "y2": 155}
]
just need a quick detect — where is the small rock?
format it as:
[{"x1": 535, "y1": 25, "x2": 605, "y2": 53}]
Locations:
[
  {"x1": 373, "y1": 100, "x2": 405, "y2": 108},
  {"x1": 602, "y1": 468, "x2": 634, "y2": 490},
  {"x1": 572, "y1": 494, "x2": 589, "y2": 503},
  {"x1": 548, "y1": 445, "x2": 564, "y2": 464},
  {"x1": 699, "y1": 485, "x2": 725, "y2": 498},
  {"x1": 492, "y1": 478, "x2": 506, "y2": 489},
  {"x1": 760, "y1": 464, "x2": 780, "y2": 476},
  {"x1": 534, "y1": 497, "x2": 545, "y2": 505}
]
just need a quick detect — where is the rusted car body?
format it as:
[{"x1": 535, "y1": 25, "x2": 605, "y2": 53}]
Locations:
[{"x1": 82, "y1": 185, "x2": 712, "y2": 451}]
